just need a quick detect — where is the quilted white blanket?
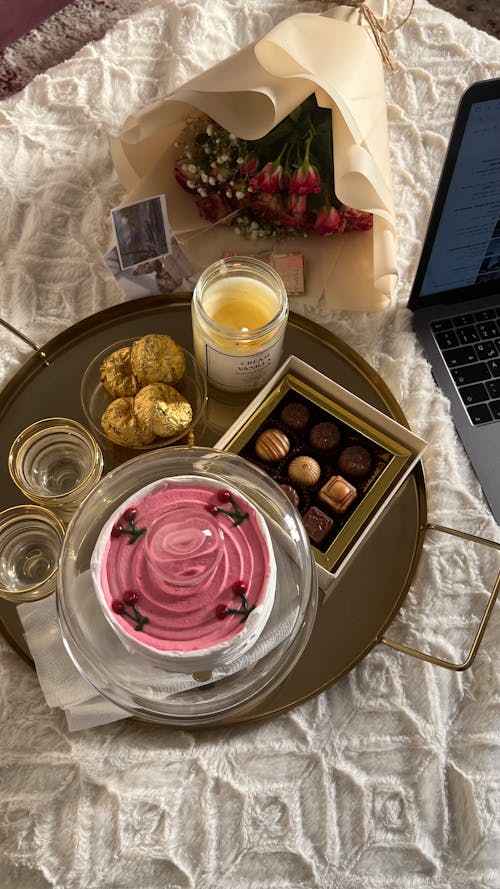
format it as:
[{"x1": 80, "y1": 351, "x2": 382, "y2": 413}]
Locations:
[{"x1": 0, "y1": 1, "x2": 499, "y2": 887}]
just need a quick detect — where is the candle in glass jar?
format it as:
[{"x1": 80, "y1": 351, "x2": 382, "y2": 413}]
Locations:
[
  {"x1": 202, "y1": 275, "x2": 278, "y2": 330},
  {"x1": 192, "y1": 257, "x2": 289, "y2": 393}
]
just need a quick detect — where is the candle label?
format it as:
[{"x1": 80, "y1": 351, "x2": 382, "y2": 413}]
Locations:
[{"x1": 204, "y1": 337, "x2": 285, "y2": 391}]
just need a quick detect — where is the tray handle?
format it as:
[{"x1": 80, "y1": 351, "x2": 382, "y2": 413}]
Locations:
[
  {"x1": 0, "y1": 317, "x2": 49, "y2": 364},
  {"x1": 378, "y1": 521, "x2": 500, "y2": 671}
]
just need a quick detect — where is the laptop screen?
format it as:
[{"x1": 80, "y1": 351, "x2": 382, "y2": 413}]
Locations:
[{"x1": 409, "y1": 79, "x2": 500, "y2": 308}]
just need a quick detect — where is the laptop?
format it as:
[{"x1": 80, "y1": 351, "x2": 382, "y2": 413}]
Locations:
[{"x1": 408, "y1": 77, "x2": 500, "y2": 523}]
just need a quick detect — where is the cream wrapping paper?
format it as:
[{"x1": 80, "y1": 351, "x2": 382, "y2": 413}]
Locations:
[{"x1": 110, "y1": 2, "x2": 397, "y2": 311}]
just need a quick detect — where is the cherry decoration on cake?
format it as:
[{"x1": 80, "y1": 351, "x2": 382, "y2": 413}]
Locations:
[
  {"x1": 111, "y1": 589, "x2": 149, "y2": 631},
  {"x1": 110, "y1": 506, "x2": 146, "y2": 544},
  {"x1": 214, "y1": 580, "x2": 255, "y2": 623},
  {"x1": 205, "y1": 489, "x2": 249, "y2": 526}
]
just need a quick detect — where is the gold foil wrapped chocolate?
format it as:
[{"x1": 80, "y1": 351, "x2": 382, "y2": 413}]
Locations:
[
  {"x1": 95, "y1": 333, "x2": 195, "y2": 446},
  {"x1": 130, "y1": 334, "x2": 186, "y2": 386},
  {"x1": 134, "y1": 383, "x2": 193, "y2": 438},
  {"x1": 101, "y1": 397, "x2": 156, "y2": 447},
  {"x1": 100, "y1": 347, "x2": 138, "y2": 397}
]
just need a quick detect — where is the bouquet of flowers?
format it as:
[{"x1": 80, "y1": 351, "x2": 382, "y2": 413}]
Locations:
[{"x1": 174, "y1": 95, "x2": 372, "y2": 241}]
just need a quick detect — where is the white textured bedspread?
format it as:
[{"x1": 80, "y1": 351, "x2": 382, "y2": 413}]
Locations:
[{"x1": 0, "y1": 2, "x2": 500, "y2": 887}]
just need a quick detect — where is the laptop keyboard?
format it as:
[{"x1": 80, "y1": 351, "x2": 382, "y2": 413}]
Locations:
[{"x1": 431, "y1": 308, "x2": 500, "y2": 425}]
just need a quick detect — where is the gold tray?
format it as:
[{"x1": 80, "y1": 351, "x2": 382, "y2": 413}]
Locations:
[{"x1": 0, "y1": 295, "x2": 428, "y2": 721}]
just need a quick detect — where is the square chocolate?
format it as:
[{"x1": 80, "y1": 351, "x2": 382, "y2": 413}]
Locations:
[
  {"x1": 302, "y1": 506, "x2": 334, "y2": 545},
  {"x1": 318, "y1": 475, "x2": 357, "y2": 515}
]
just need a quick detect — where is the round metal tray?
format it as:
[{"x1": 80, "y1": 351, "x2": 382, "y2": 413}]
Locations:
[{"x1": 0, "y1": 295, "x2": 427, "y2": 723}]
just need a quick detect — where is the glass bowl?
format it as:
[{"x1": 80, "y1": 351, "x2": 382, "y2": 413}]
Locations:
[
  {"x1": 0, "y1": 505, "x2": 66, "y2": 603},
  {"x1": 57, "y1": 447, "x2": 318, "y2": 726},
  {"x1": 80, "y1": 338, "x2": 208, "y2": 455}
]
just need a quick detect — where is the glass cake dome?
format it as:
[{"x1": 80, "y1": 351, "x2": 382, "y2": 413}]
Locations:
[{"x1": 57, "y1": 447, "x2": 319, "y2": 727}]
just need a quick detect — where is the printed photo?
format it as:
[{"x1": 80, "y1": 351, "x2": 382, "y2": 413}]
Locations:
[
  {"x1": 111, "y1": 195, "x2": 172, "y2": 270},
  {"x1": 104, "y1": 235, "x2": 195, "y2": 300}
]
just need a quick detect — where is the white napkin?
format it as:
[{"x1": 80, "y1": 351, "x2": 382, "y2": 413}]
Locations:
[
  {"x1": 17, "y1": 594, "x2": 129, "y2": 731},
  {"x1": 17, "y1": 540, "x2": 300, "y2": 731}
]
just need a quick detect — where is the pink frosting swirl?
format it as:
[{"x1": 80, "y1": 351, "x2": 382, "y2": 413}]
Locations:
[{"x1": 96, "y1": 479, "x2": 274, "y2": 655}]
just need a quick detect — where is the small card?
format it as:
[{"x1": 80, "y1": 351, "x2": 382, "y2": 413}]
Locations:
[{"x1": 223, "y1": 251, "x2": 305, "y2": 296}]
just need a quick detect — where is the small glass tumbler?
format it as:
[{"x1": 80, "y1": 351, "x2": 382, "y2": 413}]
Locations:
[
  {"x1": 8, "y1": 417, "x2": 104, "y2": 522},
  {"x1": 0, "y1": 505, "x2": 65, "y2": 603}
]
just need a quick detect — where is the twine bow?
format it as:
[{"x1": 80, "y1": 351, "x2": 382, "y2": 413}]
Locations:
[{"x1": 307, "y1": 0, "x2": 415, "y2": 70}]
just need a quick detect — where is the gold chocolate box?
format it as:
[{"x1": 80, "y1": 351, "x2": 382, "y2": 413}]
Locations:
[{"x1": 215, "y1": 356, "x2": 427, "y2": 592}]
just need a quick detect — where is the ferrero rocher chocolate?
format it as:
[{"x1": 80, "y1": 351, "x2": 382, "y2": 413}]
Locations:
[
  {"x1": 130, "y1": 334, "x2": 186, "y2": 387},
  {"x1": 101, "y1": 397, "x2": 155, "y2": 447},
  {"x1": 134, "y1": 383, "x2": 193, "y2": 439},
  {"x1": 94, "y1": 332, "x2": 195, "y2": 447},
  {"x1": 100, "y1": 347, "x2": 139, "y2": 398}
]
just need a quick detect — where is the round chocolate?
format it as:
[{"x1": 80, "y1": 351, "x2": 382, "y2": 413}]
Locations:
[
  {"x1": 134, "y1": 382, "x2": 192, "y2": 439},
  {"x1": 100, "y1": 347, "x2": 139, "y2": 398},
  {"x1": 101, "y1": 396, "x2": 155, "y2": 447},
  {"x1": 287, "y1": 456, "x2": 321, "y2": 487},
  {"x1": 279, "y1": 402, "x2": 310, "y2": 433},
  {"x1": 255, "y1": 428, "x2": 290, "y2": 463},
  {"x1": 309, "y1": 421, "x2": 341, "y2": 452},
  {"x1": 280, "y1": 484, "x2": 300, "y2": 509},
  {"x1": 337, "y1": 444, "x2": 372, "y2": 478},
  {"x1": 130, "y1": 333, "x2": 186, "y2": 387}
]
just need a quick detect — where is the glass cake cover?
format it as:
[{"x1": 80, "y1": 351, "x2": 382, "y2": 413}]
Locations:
[{"x1": 57, "y1": 447, "x2": 318, "y2": 726}]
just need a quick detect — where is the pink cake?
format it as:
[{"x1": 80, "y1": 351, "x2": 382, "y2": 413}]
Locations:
[{"x1": 90, "y1": 476, "x2": 276, "y2": 672}]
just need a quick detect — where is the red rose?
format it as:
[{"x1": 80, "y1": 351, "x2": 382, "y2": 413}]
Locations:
[
  {"x1": 238, "y1": 156, "x2": 259, "y2": 175},
  {"x1": 341, "y1": 206, "x2": 373, "y2": 231},
  {"x1": 283, "y1": 193, "x2": 315, "y2": 230},
  {"x1": 249, "y1": 161, "x2": 284, "y2": 194},
  {"x1": 250, "y1": 192, "x2": 284, "y2": 222},
  {"x1": 313, "y1": 204, "x2": 344, "y2": 235},
  {"x1": 288, "y1": 161, "x2": 322, "y2": 196},
  {"x1": 195, "y1": 193, "x2": 230, "y2": 223}
]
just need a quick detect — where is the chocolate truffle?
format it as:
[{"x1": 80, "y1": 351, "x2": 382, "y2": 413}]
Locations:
[
  {"x1": 302, "y1": 506, "x2": 334, "y2": 545},
  {"x1": 255, "y1": 428, "x2": 290, "y2": 463},
  {"x1": 280, "y1": 484, "x2": 300, "y2": 509},
  {"x1": 338, "y1": 444, "x2": 372, "y2": 478},
  {"x1": 318, "y1": 475, "x2": 357, "y2": 515},
  {"x1": 309, "y1": 421, "x2": 341, "y2": 452},
  {"x1": 287, "y1": 456, "x2": 321, "y2": 487},
  {"x1": 280, "y1": 401, "x2": 310, "y2": 433}
]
